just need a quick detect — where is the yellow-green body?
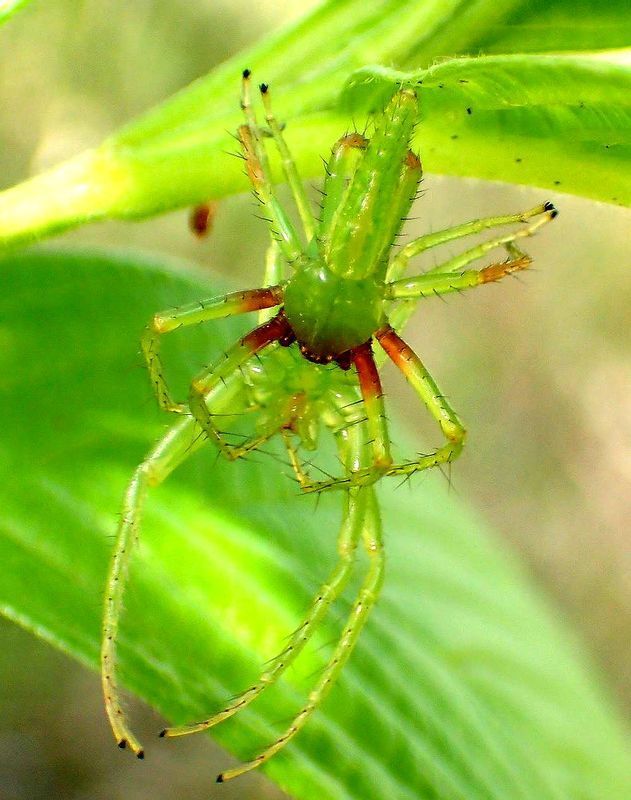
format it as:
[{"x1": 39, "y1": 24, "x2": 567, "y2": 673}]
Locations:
[
  {"x1": 101, "y1": 72, "x2": 556, "y2": 781},
  {"x1": 283, "y1": 90, "x2": 421, "y2": 360}
]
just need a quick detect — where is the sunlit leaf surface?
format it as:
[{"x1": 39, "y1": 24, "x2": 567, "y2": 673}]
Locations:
[
  {"x1": 0, "y1": 0, "x2": 33, "y2": 27},
  {"x1": 0, "y1": 0, "x2": 629, "y2": 247},
  {"x1": 1, "y1": 249, "x2": 629, "y2": 799},
  {"x1": 344, "y1": 56, "x2": 631, "y2": 205}
]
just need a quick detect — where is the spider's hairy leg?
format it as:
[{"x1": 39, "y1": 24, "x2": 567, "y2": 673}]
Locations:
[
  {"x1": 318, "y1": 131, "x2": 367, "y2": 237},
  {"x1": 300, "y1": 345, "x2": 394, "y2": 493},
  {"x1": 386, "y1": 247, "x2": 534, "y2": 302},
  {"x1": 258, "y1": 240, "x2": 288, "y2": 324},
  {"x1": 217, "y1": 484, "x2": 384, "y2": 782},
  {"x1": 375, "y1": 325, "x2": 467, "y2": 479},
  {"x1": 385, "y1": 201, "x2": 558, "y2": 284},
  {"x1": 240, "y1": 71, "x2": 303, "y2": 262},
  {"x1": 189, "y1": 311, "x2": 294, "y2": 459},
  {"x1": 142, "y1": 286, "x2": 283, "y2": 414},
  {"x1": 102, "y1": 415, "x2": 208, "y2": 758},
  {"x1": 351, "y1": 341, "x2": 392, "y2": 475},
  {"x1": 161, "y1": 425, "x2": 365, "y2": 740},
  {"x1": 280, "y1": 428, "x2": 313, "y2": 489},
  {"x1": 321, "y1": 89, "x2": 420, "y2": 281},
  {"x1": 102, "y1": 371, "x2": 280, "y2": 757},
  {"x1": 259, "y1": 83, "x2": 316, "y2": 241},
  {"x1": 386, "y1": 203, "x2": 557, "y2": 334},
  {"x1": 424, "y1": 203, "x2": 557, "y2": 276}
]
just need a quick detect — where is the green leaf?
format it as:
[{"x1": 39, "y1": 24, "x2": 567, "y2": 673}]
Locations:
[
  {"x1": 344, "y1": 55, "x2": 631, "y2": 205},
  {"x1": 479, "y1": 0, "x2": 631, "y2": 54},
  {"x1": 1, "y1": 248, "x2": 629, "y2": 799},
  {"x1": 0, "y1": 0, "x2": 629, "y2": 248},
  {"x1": 0, "y1": 0, "x2": 34, "y2": 26}
]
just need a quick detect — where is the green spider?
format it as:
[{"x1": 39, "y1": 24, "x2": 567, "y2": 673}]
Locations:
[{"x1": 101, "y1": 69, "x2": 557, "y2": 782}]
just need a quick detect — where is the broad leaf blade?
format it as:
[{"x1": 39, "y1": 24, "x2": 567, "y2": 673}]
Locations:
[
  {"x1": 479, "y1": 0, "x2": 631, "y2": 53},
  {"x1": 344, "y1": 55, "x2": 631, "y2": 205},
  {"x1": 1, "y1": 0, "x2": 629, "y2": 248},
  {"x1": 1, "y1": 249, "x2": 629, "y2": 799},
  {"x1": 0, "y1": 0, "x2": 519, "y2": 246}
]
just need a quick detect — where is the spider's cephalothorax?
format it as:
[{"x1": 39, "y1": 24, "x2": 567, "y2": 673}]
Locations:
[{"x1": 101, "y1": 69, "x2": 557, "y2": 782}]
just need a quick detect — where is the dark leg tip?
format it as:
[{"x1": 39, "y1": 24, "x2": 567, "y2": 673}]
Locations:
[
  {"x1": 544, "y1": 200, "x2": 559, "y2": 218},
  {"x1": 158, "y1": 729, "x2": 167, "y2": 738},
  {"x1": 117, "y1": 739, "x2": 127, "y2": 749},
  {"x1": 136, "y1": 750, "x2": 145, "y2": 760},
  {"x1": 242, "y1": 68, "x2": 251, "y2": 79},
  {"x1": 216, "y1": 774, "x2": 225, "y2": 784}
]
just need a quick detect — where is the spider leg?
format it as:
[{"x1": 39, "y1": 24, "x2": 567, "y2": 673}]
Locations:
[
  {"x1": 142, "y1": 286, "x2": 282, "y2": 414},
  {"x1": 189, "y1": 311, "x2": 294, "y2": 459},
  {"x1": 422, "y1": 205, "x2": 556, "y2": 276},
  {"x1": 385, "y1": 202, "x2": 557, "y2": 335},
  {"x1": 280, "y1": 428, "x2": 313, "y2": 488},
  {"x1": 258, "y1": 241, "x2": 284, "y2": 322},
  {"x1": 301, "y1": 344, "x2": 393, "y2": 493},
  {"x1": 101, "y1": 416, "x2": 208, "y2": 757},
  {"x1": 240, "y1": 71, "x2": 303, "y2": 262},
  {"x1": 386, "y1": 247, "x2": 533, "y2": 302},
  {"x1": 376, "y1": 325, "x2": 466, "y2": 480},
  {"x1": 386, "y1": 201, "x2": 557, "y2": 283},
  {"x1": 217, "y1": 483, "x2": 384, "y2": 783},
  {"x1": 280, "y1": 380, "x2": 370, "y2": 488},
  {"x1": 351, "y1": 341, "x2": 392, "y2": 473},
  {"x1": 161, "y1": 424, "x2": 364, "y2": 740},
  {"x1": 259, "y1": 83, "x2": 316, "y2": 241},
  {"x1": 102, "y1": 374, "x2": 280, "y2": 756}
]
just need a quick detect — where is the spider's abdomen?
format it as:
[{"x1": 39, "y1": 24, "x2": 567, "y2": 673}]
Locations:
[
  {"x1": 319, "y1": 88, "x2": 421, "y2": 282},
  {"x1": 283, "y1": 262, "x2": 384, "y2": 360}
]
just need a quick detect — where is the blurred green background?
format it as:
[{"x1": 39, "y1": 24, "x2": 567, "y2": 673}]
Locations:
[{"x1": 0, "y1": 1, "x2": 629, "y2": 798}]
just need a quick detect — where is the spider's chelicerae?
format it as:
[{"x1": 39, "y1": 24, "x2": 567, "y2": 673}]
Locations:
[{"x1": 101, "y1": 69, "x2": 557, "y2": 782}]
